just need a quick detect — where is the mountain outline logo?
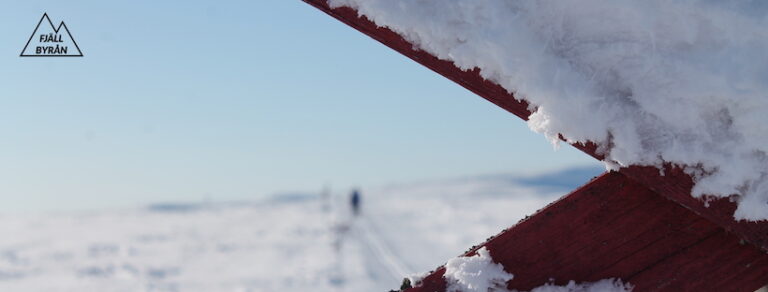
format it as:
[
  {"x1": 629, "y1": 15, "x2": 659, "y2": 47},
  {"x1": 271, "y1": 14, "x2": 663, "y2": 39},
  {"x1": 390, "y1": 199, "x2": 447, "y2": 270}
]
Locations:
[{"x1": 20, "y1": 13, "x2": 83, "y2": 57}]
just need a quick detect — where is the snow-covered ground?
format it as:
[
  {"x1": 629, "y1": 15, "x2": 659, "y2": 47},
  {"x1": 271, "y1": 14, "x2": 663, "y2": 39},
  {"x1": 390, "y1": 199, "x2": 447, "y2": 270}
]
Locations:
[{"x1": 0, "y1": 166, "x2": 602, "y2": 292}]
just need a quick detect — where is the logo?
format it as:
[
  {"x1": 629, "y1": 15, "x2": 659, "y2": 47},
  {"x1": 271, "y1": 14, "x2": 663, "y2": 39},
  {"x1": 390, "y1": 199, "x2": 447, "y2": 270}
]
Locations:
[{"x1": 20, "y1": 13, "x2": 83, "y2": 57}]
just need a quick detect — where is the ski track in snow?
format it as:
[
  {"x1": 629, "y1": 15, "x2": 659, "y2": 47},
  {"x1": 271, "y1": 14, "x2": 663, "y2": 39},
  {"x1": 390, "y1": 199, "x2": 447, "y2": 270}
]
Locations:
[
  {"x1": 360, "y1": 215, "x2": 413, "y2": 278},
  {"x1": 0, "y1": 170, "x2": 592, "y2": 291}
]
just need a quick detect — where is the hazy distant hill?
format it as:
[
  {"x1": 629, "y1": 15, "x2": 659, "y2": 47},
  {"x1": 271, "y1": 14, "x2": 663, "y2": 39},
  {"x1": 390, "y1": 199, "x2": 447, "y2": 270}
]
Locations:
[{"x1": 0, "y1": 165, "x2": 600, "y2": 291}]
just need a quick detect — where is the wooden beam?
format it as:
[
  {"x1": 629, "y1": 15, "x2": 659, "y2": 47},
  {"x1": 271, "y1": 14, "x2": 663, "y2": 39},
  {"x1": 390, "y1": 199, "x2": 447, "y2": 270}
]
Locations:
[
  {"x1": 406, "y1": 172, "x2": 768, "y2": 291},
  {"x1": 301, "y1": 0, "x2": 768, "y2": 252}
]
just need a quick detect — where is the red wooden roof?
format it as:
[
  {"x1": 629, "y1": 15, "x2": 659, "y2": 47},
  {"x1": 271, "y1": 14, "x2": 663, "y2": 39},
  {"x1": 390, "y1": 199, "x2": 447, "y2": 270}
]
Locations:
[{"x1": 302, "y1": 1, "x2": 768, "y2": 290}]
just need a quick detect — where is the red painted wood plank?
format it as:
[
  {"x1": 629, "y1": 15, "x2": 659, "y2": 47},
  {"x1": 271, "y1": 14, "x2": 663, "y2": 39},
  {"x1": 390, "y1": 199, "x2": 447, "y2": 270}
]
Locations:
[
  {"x1": 301, "y1": 0, "x2": 533, "y2": 121},
  {"x1": 404, "y1": 172, "x2": 768, "y2": 292},
  {"x1": 621, "y1": 165, "x2": 768, "y2": 252},
  {"x1": 301, "y1": 0, "x2": 768, "y2": 251},
  {"x1": 627, "y1": 228, "x2": 768, "y2": 292}
]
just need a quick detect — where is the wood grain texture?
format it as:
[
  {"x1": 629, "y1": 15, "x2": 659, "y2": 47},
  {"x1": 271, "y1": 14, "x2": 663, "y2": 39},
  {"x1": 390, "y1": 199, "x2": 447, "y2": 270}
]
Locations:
[
  {"x1": 621, "y1": 165, "x2": 768, "y2": 252},
  {"x1": 406, "y1": 173, "x2": 768, "y2": 292},
  {"x1": 300, "y1": 1, "x2": 768, "y2": 291}
]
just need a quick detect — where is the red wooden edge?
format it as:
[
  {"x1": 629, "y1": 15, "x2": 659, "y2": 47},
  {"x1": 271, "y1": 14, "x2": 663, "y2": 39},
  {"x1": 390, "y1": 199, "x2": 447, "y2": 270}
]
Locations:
[
  {"x1": 406, "y1": 172, "x2": 768, "y2": 292},
  {"x1": 301, "y1": 0, "x2": 768, "y2": 251}
]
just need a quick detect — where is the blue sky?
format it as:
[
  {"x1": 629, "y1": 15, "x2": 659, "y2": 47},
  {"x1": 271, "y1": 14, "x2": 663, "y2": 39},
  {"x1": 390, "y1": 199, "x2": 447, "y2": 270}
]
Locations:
[{"x1": 0, "y1": 0, "x2": 597, "y2": 212}]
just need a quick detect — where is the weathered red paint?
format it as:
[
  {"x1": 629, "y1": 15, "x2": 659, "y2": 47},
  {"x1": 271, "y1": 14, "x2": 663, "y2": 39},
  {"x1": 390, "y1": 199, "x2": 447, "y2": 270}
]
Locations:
[
  {"x1": 407, "y1": 172, "x2": 768, "y2": 291},
  {"x1": 301, "y1": 0, "x2": 768, "y2": 290},
  {"x1": 621, "y1": 165, "x2": 768, "y2": 252}
]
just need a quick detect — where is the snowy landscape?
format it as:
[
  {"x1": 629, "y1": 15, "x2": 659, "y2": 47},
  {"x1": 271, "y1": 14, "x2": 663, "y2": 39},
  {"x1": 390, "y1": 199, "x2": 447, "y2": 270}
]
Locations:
[
  {"x1": 0, "y1": 166, "x2": 603, "y2": 292},
  {"x1": 3, "y1": 0, "x2": 767, "y2": 290}
]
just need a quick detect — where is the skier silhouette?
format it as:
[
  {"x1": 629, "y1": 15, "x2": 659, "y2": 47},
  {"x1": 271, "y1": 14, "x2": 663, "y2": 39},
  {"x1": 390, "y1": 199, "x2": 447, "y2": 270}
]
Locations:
[{"x1": 350, "y1": 189, "x2": 361, "y2": 216}]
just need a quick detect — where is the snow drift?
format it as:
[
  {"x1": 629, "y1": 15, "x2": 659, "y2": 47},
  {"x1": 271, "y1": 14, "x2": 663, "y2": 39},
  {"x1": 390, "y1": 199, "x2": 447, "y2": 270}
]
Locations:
[
  {"x1": 444, "y1": 248, "x2": 632, "y2": 292},
  {"x1": 0, "y1": 169, "x2": 582, "y2": 291},
  {"x1": 328, "y1": 0, "x2": 768, "y2": 220}
]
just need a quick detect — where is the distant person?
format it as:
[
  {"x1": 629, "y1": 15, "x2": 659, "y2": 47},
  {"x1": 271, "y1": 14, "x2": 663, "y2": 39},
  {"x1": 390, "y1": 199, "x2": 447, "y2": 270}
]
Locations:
[{"x1": 350, "y1": 189, "x2": 361, "y2": 216}]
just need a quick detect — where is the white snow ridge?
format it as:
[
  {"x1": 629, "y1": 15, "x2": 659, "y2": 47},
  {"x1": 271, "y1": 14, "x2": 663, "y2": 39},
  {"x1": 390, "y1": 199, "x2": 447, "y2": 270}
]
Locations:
[
  {"x1": 444, "y1": 248, "x2": 632, "y2": 292},
  {"x1": 328, "y1": 0, "x2": 768, "y2": 220},
  {"x1": 445, "y1": 247, "x2": 514, "y2": 292}
]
